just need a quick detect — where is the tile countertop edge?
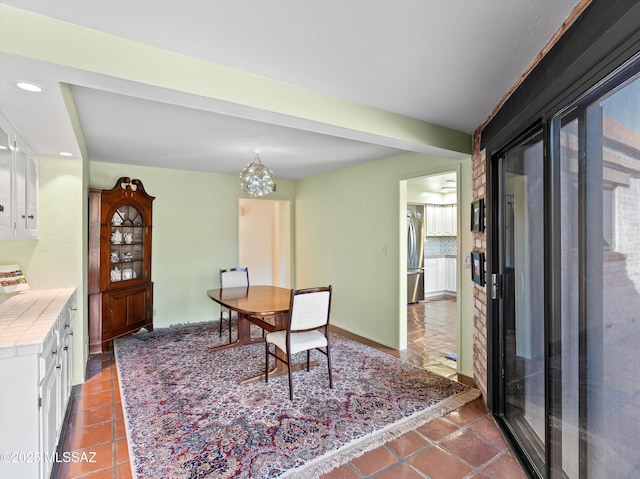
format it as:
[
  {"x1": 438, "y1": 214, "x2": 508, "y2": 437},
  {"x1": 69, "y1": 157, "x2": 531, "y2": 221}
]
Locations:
[{"x1": 0, "y1": 288, "x2": 76, "y2": 358}]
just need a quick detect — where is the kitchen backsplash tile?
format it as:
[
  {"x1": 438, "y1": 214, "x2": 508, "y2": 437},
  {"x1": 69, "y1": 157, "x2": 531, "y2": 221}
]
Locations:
[{"x1": 425, "y1": 236, "x2": 457, "y2": 255}]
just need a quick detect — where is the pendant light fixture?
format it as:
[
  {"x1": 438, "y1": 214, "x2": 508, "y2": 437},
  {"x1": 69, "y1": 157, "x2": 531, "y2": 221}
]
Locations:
[{"x1": 239, "y1": 153, "x2": 274, "y2": 198}]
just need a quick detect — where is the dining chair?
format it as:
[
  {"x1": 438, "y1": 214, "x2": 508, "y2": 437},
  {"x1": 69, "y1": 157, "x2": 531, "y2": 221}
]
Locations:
[
  {"x1": 219, "y1": 267, "x2": 250, "y2": 342},
  {"x1": 265, "y1": 285, "x2": 333, "y2": 400}
]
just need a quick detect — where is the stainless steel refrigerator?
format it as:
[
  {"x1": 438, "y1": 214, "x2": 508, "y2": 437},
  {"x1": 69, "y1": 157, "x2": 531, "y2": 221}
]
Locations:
[{"x1": 407, "y1": 210, "x2": 424, "y2": 303}]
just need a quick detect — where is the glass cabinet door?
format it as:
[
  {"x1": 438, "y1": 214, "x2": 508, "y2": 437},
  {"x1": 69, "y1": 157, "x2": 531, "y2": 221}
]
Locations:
[{"x1": 109, "y1": 205, "x2": 145, "y2": 283}]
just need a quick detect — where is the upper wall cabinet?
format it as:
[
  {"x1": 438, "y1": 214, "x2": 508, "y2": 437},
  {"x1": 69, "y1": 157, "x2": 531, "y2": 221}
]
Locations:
[
  {"x1": 425, "y1": 204, "x2": 457, "y2": 237},
  {"x1": 0, "y1": 113, "x2": 38, "y2": 240}
]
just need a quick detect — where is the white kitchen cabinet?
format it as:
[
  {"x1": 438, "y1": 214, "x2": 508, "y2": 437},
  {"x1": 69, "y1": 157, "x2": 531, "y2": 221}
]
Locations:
[
  {"x1": 433, "y1": 206, "x2": 444, "y2": 235},
  {"x1": 0, "y1": 289, "x2": 76, "y2": 479},
  {"x1": 424, "y1": 256, "x2": 457, "y2": 297},
  {"x1": 446, "y1": 257, "x2": 457, "y2": 292},
  {"x1": 425, "y1": 204, "x2": 456, "y2": 237},
  {"x1": 0, "y1": 125, "x2": 13, "y2": 236},
  {"x1": 0, "y1": 112, "x2": 38, "y2": 240},
  {"x1": 425, "y1": 258, "x2": 438, "y2": 293},
  {"x1": 425, "y1": 204, "x2": 436, "y2": 236},
  {"x1": 437, "y1": 258, "x2": 446, "y2": 291},
  {"x1": 442, "y1": 205, "x2": 453, "y2": 235},
  {"x1": 441, "y1": 204, "x2": 457, "y2": 236}
]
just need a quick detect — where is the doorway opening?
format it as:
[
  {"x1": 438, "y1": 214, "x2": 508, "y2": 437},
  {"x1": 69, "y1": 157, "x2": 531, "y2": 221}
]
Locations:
[
  {"x1": 238, "y1": 198, "x2": 291, "y2": 288},
  {"x1": 405, "y1": 171, "x2": 458, "y2": 379}
]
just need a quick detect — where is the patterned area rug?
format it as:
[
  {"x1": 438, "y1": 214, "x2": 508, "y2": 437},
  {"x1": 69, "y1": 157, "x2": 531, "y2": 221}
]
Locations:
[{"x1": 115, "y1": 321, "x2": 479, "y2": 478}]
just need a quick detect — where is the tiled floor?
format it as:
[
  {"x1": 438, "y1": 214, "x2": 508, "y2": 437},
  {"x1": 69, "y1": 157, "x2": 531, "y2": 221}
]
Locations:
[
  {"x1": 53, "y1": 301, "x2": 526, "y2": 478},
  {"x1": 403, "y1": 297, "x2": 458, "y2": 379}
]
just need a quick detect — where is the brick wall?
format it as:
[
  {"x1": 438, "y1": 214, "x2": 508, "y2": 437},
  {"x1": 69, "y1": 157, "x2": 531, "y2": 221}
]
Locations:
[{"x1": 471, "y1": 133, "x2": 488, "y2": 399}]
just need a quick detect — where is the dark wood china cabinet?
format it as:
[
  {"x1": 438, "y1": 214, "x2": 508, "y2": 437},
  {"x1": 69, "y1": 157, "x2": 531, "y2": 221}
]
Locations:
[{"x1": 88, "y1": 177, "x2": 154, "y2": 353}]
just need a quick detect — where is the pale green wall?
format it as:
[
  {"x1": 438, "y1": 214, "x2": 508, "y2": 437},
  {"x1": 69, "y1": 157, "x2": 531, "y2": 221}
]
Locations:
[
  {"x1": 295, "y1": 152, "x2": 475, "y2": 377},
  {"x1": 89, "y1": 161, "x2": 295, "y2": 329},
  {"x1": 0, "y1": 156, "x2": 85, "y2": 383},
  {"x1": 1, "y1": 153, "x2": 475, "y2": 384}
]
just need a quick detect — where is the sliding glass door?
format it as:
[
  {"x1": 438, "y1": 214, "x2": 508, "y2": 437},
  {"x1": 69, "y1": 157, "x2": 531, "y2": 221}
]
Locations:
[
  {"x1": 497, "y1": 131, "x2": 546, "y2": 475},
  {"x1": 556, "y1": 70, "x2": 640, "y2": 478},
  {"x1": 493, "y1": 62, "x2": 640, "y2": 478}
]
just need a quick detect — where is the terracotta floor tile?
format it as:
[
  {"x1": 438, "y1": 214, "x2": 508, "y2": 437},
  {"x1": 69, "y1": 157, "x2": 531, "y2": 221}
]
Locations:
[
  {"x1": 416, "y1": 417, "x2": 459, "y2": 441},
  {"x1": 86, "y1": 360, "x2": 111, "y2": 374},
  {"x1": 466, "y1": 416, "x2": 509, "y2": 450},
  {"x1": 115, "y1": 417, "x2": 127, "y2": 440},
  {"x1": 480, "y1": 453, "x2": 528, "y2": 479},
  {"x1": 385, "y1": 431, "x2": 431, "y2": 458},
  {"x1": 440, "y1": 431, "x2": 500, "y2": 467},
  {"x1": 115, "y1": 439, "x2": 129, "y2": 464},
  {"x1": 70, "y1": 404, "x2": 114, "y2": 428},
  {"x1": 443, "y1": 403, "x2": 486, "y2": 427},
  {"x1": 117, "y1": 462, "x2": 134, "y2": 479},
  {"x1": 372, "y1": 463, "x2": 425, "y2": 479},
  {"x1": 75, "y1": 390, "x2": 114, "y2": 410},
  {"x1": 350, "y1": 446, "x2": 398, "y2": 476},
  {"x1": 63, "y1": 421, "x2": 114, "y2": 451},
  {"x1": 114, "y1": 402, "x2": 124, "y2": 420},
  {"x1": 409, "y1": 446, "x2": 473, "y2": 479},
  {"x1": 319, "y1": 463, "x2": 362, "y2": 479},
  {"x1": 75, "y1": 467, "x2": 116, "y2": 479},
  {"x1": 57, "y1": 442, "x2": 114, "y2": 478},
  {"x1": 79, "y1": 379, "x2": 114, "y2": 396},
  {"x1": 465, "y1": 398, "x2": 489, "y2": 414}
]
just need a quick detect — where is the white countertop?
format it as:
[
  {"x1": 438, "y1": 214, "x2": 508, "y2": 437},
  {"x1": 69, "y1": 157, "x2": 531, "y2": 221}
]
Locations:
[{"x1": 0, "y1": 288, "x2": 76, "y2": 356}]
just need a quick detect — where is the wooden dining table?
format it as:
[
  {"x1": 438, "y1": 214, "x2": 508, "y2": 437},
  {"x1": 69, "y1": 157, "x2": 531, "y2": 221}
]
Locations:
[{"x1": 207, "y1": 285, "x2": 316, "y2": 383}]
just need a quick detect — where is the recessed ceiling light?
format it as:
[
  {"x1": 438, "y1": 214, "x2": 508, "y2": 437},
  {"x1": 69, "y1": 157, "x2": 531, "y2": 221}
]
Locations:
[
  {"x1": 15, "y1": 81, "x2": 46, "y2": 93},
  {"x1": 58, "y1": 151, "x2": 74, "y2": 157},
  {"x1": 441, "y1": 186, "x2": 456, "y2": 193}
]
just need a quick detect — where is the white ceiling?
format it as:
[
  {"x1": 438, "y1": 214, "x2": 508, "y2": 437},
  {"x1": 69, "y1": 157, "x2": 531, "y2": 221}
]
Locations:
[{"x1": 0, "y1": 0, "x2": 581, "y2": 180}]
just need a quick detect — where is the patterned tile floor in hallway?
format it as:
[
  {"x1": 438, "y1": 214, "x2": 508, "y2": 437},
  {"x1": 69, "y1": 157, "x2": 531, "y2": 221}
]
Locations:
[
  {"x1": 54, "y1": 299, "x2": 526, "y2": 478},
  {"x1": 403, "y1": 296, "x2": 459, "y2": 378}
]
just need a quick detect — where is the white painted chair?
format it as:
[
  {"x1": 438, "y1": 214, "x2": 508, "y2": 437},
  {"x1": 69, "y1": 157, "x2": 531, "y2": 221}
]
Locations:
[
  {"x1": 265, "y1": 286, "x2": 333, "y2": 400},
  {"x1": 219, "y1": 267, "x2": 249, "y2": 342}
]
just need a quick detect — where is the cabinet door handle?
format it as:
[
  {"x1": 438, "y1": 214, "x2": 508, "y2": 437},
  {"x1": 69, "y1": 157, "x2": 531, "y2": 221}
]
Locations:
[
  {"x1": 64, "y1": 346, "x2": 68, "y2": 351},
  {"x1": 21, "y1": 214, "x2": 26, "y2": 219},
  {"x1": 28, "y1": 214, "x2": 34, "y2": 219},
  {"x1": 52, "y1": 349, "x2": 57, "y2": 356},
  {"x1": 64, "y1": 323, "x2": 69, "y2": 329}
]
